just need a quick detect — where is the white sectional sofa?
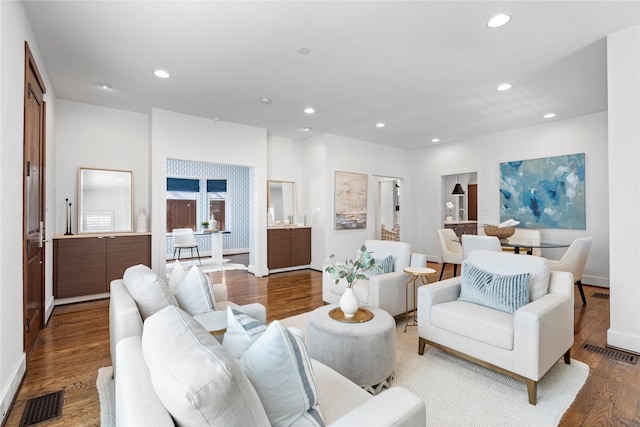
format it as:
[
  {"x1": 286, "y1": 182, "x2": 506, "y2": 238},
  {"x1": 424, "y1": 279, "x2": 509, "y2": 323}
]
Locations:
[{"x1": 111, "y1": 265, "x2": 426, "y2": 426}]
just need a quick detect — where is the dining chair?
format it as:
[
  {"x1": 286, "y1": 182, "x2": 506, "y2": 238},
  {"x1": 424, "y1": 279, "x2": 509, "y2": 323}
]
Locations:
[
  {"x1": 547, "y1": 237, "x2": 592, "y2": 305},
  {"x1": 437, "y1": 228, "x2": 463, "y2": 280},
  {"x1": 509, "y1": 229, "x2": 542, "y2": 256},
  {"x1": 461, "y1": 234, "x2": 502, "y2": 260},
  {"x1": 172, "y1": 228, "x2": 202, "y2": 264}
]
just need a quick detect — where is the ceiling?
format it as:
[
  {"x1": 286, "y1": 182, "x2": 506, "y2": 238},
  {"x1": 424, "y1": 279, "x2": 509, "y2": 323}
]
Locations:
[{"x1": 22, "y1": 1, "x2": 639, "y2": 150}]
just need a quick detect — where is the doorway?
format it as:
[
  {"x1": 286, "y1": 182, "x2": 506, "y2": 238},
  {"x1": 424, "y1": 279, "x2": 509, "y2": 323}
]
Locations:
[
  {"x1": 375, "y1": 176, "x2": 402, "y2": 241},
  {"x1": 23, "y1": 42, "x2": 47, "y2": 357},
  {"x1": 442, "y1": 172, "x2": 478, "y2": 224}
]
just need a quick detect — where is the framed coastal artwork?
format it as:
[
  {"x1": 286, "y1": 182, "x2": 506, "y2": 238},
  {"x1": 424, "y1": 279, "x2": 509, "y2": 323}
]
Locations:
[
  {"x1": 334, "y1": 171, "x2": 367, "y2": 230},
  {"x1": 500, "y1": 153, "x2": 586, "y2": 229}
]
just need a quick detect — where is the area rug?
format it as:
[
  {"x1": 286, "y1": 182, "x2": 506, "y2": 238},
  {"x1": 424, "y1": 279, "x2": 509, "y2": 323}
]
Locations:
[
  {"x1": 166, "y1": 258, "x2": 248, "y2": 275},
  {"x1": 96, "y1": 366, "x2": 115, "y2": 427},
  {"x1": 394, "y1": 323, "x2": 589, "y2": 426}
]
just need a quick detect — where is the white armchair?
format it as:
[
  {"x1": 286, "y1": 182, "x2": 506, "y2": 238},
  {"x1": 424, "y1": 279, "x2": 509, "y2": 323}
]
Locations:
[
  {"x1": 417, "y1": 250, "x2": 574, "y2": 404},
  {"x1": 323, "y1": 239, "x2": 412, "y2": 317}
]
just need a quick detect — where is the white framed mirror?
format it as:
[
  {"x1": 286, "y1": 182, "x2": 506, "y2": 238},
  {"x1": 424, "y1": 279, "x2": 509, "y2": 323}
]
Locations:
[
  {"x1": 78, "y1": 168, "x2": 133, "y2": 233},
  {"x1": 267, "y1": 180, "x2": 297, "y2": 225}
]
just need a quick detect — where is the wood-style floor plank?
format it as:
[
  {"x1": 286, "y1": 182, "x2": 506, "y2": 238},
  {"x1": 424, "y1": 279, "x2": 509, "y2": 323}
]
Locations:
[{"x1": 4, "y1": 261, "x2": 640, "y2": 426}]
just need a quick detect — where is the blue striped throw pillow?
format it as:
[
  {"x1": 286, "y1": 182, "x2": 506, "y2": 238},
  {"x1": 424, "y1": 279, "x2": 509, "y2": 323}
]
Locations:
[
  {"x1": 364, "y1": 255, "x2": 394, "y2": 278},
  {"x1": 458, "y1": 262, "x2": 530, "y2": 314}
]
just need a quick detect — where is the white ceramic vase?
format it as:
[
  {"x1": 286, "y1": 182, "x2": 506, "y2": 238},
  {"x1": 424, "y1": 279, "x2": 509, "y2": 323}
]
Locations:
[
  {"x1": 340, "y1": 287, "x2": 360, "y2": 318},
  {"x1": 136, "y1": 208, "x2": 148, "y2": 233}
]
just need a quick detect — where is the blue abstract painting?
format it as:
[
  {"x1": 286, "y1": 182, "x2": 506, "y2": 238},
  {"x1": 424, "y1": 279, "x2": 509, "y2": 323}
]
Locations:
[{"x1": 500, "y1": 153, "x2": 586, "y2": 229}]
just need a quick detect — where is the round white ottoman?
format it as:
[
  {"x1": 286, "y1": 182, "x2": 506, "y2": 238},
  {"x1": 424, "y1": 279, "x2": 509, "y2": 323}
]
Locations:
[{"x1": 306, "y1": 305, "x2": 396, "y2": 394}]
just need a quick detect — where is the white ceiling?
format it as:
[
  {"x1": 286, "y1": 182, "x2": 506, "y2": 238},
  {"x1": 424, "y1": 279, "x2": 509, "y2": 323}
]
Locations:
[{"x1": 22, "y1": 1, "x2": 639, "y2": 149}]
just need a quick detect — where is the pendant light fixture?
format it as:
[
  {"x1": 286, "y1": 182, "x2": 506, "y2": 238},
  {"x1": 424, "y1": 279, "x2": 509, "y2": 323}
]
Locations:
[{"x1": 452, "y1": 175, "x2": 465, "y2": 195}]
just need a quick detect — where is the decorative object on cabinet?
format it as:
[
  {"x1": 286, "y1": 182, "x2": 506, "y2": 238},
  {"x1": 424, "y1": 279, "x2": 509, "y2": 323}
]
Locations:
[
  {"x1": 78, "y1": 168, "x2": 133, "y2": 233},
  {"x1": 136, "y1": 208, "x2": 148, "y2": 233},
  {"x1": 267, "y1": 227, "x2": 311, "y2": 270},
  {"x1": 65, "y1": 198, "x2": 73, "y2": 235},
  {"x1": 500, "y1": 153, "x2": 585, "y2": 229},
  {"x1": 334, "y1": 171, "x2": 367, "y2": 230},
  {"x1": 53, "y1": 233, "x2": 150, "y2": 299}
]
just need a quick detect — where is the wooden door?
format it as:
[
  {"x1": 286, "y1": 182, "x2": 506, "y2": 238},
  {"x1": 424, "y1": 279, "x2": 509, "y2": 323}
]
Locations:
[
  {"x1": 54, "y1": 238, "x2": 107, "y2": 298},
  {"x1": 23, "y1": 43, "x2": 47, "y2": 356},
  {"x1": 290, "y1": 228, "x2": 311, "y2": 266},
  {"x1": 468, "y1": 184, "x2": 478, "y2": 221},
  {"x1": 166, "y1": 199, "x2": 196, "y2": 232},
  {"x1": 267, "y1": 228, "x2": 291, "y2": 269}
]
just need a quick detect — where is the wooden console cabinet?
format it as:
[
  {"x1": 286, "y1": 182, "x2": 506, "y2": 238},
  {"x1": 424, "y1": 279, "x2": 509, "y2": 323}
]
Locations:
[
  {"x1": 53, "y1": 233, "x2": 151, "y2": 299},
  {"x1": 444, "y1": 221, "x2": 478, "y2": 238},
  {"x1": 267, "y1": 227, "x2": 311, "y2": 270}
]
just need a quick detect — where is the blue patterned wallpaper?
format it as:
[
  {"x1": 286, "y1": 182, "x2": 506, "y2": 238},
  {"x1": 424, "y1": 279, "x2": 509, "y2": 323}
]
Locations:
[{"x1": 166, "y1": 159, "x2": 250, "y2": 253}]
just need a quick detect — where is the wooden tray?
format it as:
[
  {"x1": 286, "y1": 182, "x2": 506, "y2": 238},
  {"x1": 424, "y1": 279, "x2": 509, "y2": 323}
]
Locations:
[{"x1": 329, "y1": 307, "x2": 374, "y2": 323}]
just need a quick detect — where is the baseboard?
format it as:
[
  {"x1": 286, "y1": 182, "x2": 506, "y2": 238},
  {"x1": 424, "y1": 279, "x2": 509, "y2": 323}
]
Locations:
[
  {"x1": 45, "y1": 295, "x2": 55, "y2": 324},
  {"x1": 583, "y1": 274, "x2": 609, "y2": 288},
  {"x1": 0, "y1": 353, "x2": 26, "y2": 425},
  {"x1": 607, "y1": 329, "x2": 640, "y2": 353},
  {"x1": 55, "y1": 292, "x2": 110, "y2": 306}
]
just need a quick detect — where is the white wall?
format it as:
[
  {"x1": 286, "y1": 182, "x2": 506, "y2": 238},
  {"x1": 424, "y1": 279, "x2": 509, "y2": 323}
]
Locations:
[
  {"x1": 150, "y1": 109, "x2": 268, "y2": 278},
  {"x1": 297, "y1": 133, "x2": 409, "y2": 269},
  {"x1": 55, "y1": 99, "x2": 150, "y2": 235},
  {"x1": 0, "y1": 2, "x2": 56, "y2": 422},
  {"x1": 607, "y1": 25, "x2": 640, "y2": 353},
  {"x1": 407, "y1": 112, "x2": 610, "y2": 287}
]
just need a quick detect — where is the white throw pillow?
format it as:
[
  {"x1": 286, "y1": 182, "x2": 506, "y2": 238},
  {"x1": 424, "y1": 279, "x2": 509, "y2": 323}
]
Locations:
[
  {"x1": 173, "y1": 265, "x2": 216, "y2": 316},
  {"x1": 223, "y1": 307, "x2": 267, "y2": 359},
  {"x1": 122, "y1": 264, "x2": 178, "y2": 320},
  {"x1": 168, "y1": 260, "x2": 186, "y2": 289},
  {"x1": 240, "y1": 321, "x2": 324, "y2": 427},
  {"x1": 142, "y1": 306, "x2": 271, "y2": 427}
]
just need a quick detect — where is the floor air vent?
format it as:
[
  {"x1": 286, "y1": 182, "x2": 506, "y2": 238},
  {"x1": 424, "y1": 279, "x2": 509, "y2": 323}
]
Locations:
[
  {"x1": 583, "y1": 343, "x2": 638, "y2": 364},
  {"x1": 19, "y1": 390, "x2": 64, "y2": 426},
  {"x1": 592, "y1": 293, "x2": 610, "y2": 300}
]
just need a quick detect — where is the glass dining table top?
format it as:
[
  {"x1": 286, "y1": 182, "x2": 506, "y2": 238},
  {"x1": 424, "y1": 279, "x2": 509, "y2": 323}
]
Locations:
[{"x1": 453, "y1": 237, "x2": 570, "y2": 254}]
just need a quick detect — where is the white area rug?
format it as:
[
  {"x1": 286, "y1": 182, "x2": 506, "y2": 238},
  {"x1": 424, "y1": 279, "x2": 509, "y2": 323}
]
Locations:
[
  {"x1": 97, "y1": 318, "x2": 588, "y2": 427},
  {"x1": 166, "y1": 258, "x2": 248, "y2": 276},
  {"x1": 395, "y1": 323, "x2": 588, "y2": 426},
  {"x1": 96, "y1": 366, "x2": 115, "y2": 427}
]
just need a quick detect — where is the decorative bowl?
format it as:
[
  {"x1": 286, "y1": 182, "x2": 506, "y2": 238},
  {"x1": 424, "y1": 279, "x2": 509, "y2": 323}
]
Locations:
[{"x1": 483, "y1": 225, "x2": 516, "y2": 239}]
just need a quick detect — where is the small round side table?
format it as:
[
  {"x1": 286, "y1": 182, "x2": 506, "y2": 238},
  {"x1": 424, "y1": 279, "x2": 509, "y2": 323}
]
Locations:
[
  {"x1": 403, "y1": 266, "x2": 436, "y2": 332},
  {"x1": 305, "y1": 305, "x2": 396, "y2": 394}
]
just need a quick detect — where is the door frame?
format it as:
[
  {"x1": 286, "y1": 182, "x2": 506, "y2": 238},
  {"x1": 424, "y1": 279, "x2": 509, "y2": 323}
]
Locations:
[{"x1": 23, "y1": 41, "x2": 47, "y2": 355}]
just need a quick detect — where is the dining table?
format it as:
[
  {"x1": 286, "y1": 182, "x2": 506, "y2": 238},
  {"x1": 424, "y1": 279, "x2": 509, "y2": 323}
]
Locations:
[{"x1": 454, "y1": 236, "x2": 570, "y2": 255}]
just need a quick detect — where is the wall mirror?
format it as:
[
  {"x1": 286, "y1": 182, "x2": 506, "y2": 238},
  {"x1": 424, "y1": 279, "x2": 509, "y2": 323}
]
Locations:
[
  {"x1": 78, "y1": 168, "x2": 133, "y2": 233},
  {"x1": 267, "y1": 180, "x2": 297, "y2": 225}
]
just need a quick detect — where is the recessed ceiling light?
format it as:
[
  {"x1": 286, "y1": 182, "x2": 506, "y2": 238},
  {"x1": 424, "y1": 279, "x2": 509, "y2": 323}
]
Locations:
[
  {"x1": 213, "y1": 117, "x2": 221, "y2": 121},
  {"x1": 376, "y1": 123, "x2": 386, "y2": 128},
  {"x1": 497, "y1": 83, "x2": 512, "y2": 91},
  {"x1": 260, "y1": 97, "x2": 272, "y2": 104},
  {"x1": 301, "y1": 127, "x2": 311, "y2": 132},
  {"x1": 153, "y1": 69, "x2": 170, "y2": 78},
  {"x1": 487, "y1": 14, "x2": 511, "y2": 28},
  {"x1": 98, "y1": 83, "x2": 112, "y2": 90},
  {"x1": 304, "y1": 107, "x2": 315, "y2": 114},
  {"x1": 432, "y1": 138, "x2": 440, "y2": 143},
  {"x1": 543, "y1": 113, "x2": 556, "y2": 119},
  {"x1": 297, "y1": 47, "x2": 312, "y2": 55}
]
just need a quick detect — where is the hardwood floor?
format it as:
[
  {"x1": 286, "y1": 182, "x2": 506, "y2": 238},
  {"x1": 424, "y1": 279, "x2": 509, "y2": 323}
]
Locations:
[{"x1": 4, "y1": 262, "x2": 639, "y2": 426}]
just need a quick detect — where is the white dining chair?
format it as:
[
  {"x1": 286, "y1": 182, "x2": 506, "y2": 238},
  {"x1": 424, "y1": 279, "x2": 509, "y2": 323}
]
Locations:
[
  {"x1": 461, "y1": 234, "x2": 502, "y2": 260},
  {"x1": 172, "y1": 228, "x2": 202, "y2": 264},
  {"x1": 437, "y1": 228, "x2": 463, "y2": 280},
  {"x1": 547, "y1": 237, "x2": 592, "y2": 305},
  {"x1": 509, "y1": 229, "x2": 542, "y2": 256}
]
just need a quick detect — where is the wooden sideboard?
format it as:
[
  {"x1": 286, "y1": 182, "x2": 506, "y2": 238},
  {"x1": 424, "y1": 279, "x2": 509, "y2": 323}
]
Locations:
[
  {"x1": 267, "y1": 227, "x2": 311, "y2": 270},
  {"x1": 444, "y1": 221, "x2": 478, "y2": 238},
  {"x1": 53, "y1": 233, "x2": 151, "y2": 299}
]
